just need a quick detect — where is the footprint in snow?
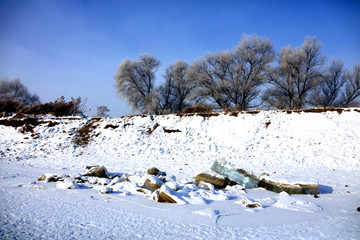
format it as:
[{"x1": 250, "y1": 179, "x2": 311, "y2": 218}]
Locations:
[
  {"x1": 273, "y1": 193, "x2": 322, "y2": 213},
  {"x1": 191, "y1": 208, "x2": 219, "y2": 218}
]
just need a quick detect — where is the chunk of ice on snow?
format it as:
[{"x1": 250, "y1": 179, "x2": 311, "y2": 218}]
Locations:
[{"x1": 211, "y1": 158, "x2": 259, "y2": 188}]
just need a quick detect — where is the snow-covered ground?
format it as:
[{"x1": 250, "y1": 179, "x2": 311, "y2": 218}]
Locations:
[{"x1": 1, "y1": 109, "x2": 360, "y2": 239}]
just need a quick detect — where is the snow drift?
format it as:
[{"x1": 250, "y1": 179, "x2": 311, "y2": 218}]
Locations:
[{"x1": 1, "y1": 108, "x2": 360, "y2": 239}]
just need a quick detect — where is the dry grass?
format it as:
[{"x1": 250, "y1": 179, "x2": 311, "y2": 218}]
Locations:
[
  {"x1": 176, "y1": 105, "x2": 220, "y2": 119},
  {"x1": 286, "y1": 107, "x2": 348, "y2": 114},
  {"x1": 104, "y1": 124, "x2": 119, "y2": 129},
  {"x1": 182, "y1": 105, "x2": 212, "y2": 114},
  {"x1": 163, "y1": 127, "x2": 182, "y2": 133},
  {"x1": 21, "y1": 96, "x2": 84, "y2": 116},
  {"x1": 47, "y1": 121, "x2": 59, "y2": 127},
  {"x1": 244, "y1": 110, "x2": 261, "y2": 114},
  {"x1": 123, "y1": 123, "x2": 133, "y2": 128},
  {"x1": 0, "y1": 117, "x2": 41, "y2": 133},
  {"x1": 73, "y1": 119, "x2": 100, "y2": 146},
  {"x1": 198, "y1": 112, "x2": 220, "y2": 118},
  {"x1": 146, "y1": 123, "x2": 160, "y2": 135},
  {"x1": 264, "y1": 120, "x2": 271, "y2": 128},
  {"x1": 229, "y1": 111, "x2": 239, "y2": 117}
]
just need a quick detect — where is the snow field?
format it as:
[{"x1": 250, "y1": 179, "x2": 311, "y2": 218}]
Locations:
[{"x1": 1, "y1": 109, "x2": 360, "y2": 239}]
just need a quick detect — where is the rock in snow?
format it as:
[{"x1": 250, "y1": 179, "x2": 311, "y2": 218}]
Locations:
[
  {"x1": 2, "y1": 109, "x2": 360, "y2": 239},
  {"x1": 237, "y1": 197, "x2": 262, "y2": 208},
  {"x1": 55, "y1": 179, "x2": 79, "y2": 189},
  {"x1": 38, "y1": 173, "x2": 63, "y2": 182},
  {"x1": 194, "y1": 173, "x2": 227, "y2": 189},
  {"x1": 142, "y1": 175, "x2": 164, "y2": 192},
  {"x1": 83, "y1": 165, "x2": 109, "y2": 178},
  {"x1": 258, "y1": 177, "x2": 319, "y2": 195},
  {"x1": 93, "y1": 185, "x2": 112, "y2": 194}
]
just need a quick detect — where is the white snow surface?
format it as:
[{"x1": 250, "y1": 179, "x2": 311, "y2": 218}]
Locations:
[{"x1": 1, "y1": 109, "x2": 360, "y2": 239}]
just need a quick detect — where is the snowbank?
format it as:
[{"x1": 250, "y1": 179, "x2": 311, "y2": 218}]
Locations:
[{"x1": 1, "y1": 109, "x2": 360, "y2": 239}]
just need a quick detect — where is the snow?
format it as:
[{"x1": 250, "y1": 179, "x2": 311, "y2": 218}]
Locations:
[
  {"x1": 55, "y1": 178, "x2": 79, "y2": 189},
  {"x1": 273, "y1": 192, "x2": 322, "y2": 213},
  {"x1": 191, "y1": 208, "x2": 219, "y2": 218},
  {"x1": 1, "y1": 109, "x2": 360, "y2": 239}
]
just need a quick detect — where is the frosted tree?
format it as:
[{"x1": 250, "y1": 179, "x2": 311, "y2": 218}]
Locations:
[
  {"x1": 186, "y1": 53, "x2": 231, "y2": 109},
  {"x1": 310, "y1": 59, "x2": 346, "y2": 107},
  {"x1": 0, "y1": 78, "x2": 40, "y2": 106},
  {"x1": 114, "y1": 54, "x2": 160, "y2": 113},
  {"x1": 340, "y1": 64, "x2": 360, "y2": 107},
  {"x1": 230, "y1": 35, "x2": 275, "y2": 110},
  {"x1": 263, "y1": 36, "x2": 325, "y2": 109},
  {"x1": 158, "y1": 60, "x2": 196, "y2": 112},
  {"x1": 157, "y1": 73, "x2": 173, "y2": 112},
  {"x1": 188, "y1": 34, "x2": 275, "y2": 110},
  {"x1": 96, "y1": 106, "x2": 110, "y2": 117}
]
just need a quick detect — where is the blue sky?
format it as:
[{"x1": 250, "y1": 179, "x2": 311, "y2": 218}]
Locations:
[{"x1": 0, "y1": 0, "x2": 359, "y2": 117}]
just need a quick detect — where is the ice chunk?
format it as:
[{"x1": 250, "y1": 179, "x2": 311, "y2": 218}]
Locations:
[{"x1": 211, "y1": 159, "x2": 259, "y2": 188}]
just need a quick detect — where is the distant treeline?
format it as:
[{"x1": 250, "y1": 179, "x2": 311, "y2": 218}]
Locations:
[
  {"x1": 115, "y1": 35, "x2": 360, "y2": 114},
  {"x1": 2, "y1": 35, "x2": 359, "y2": 117}
]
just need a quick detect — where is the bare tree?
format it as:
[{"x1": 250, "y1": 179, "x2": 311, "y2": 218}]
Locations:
[
  {"x1": 96, "y1": 106, "x2": 110, "y2": 117},
  {"x1": 157, "y1": 74, "x2": 173, "y2": 112},
  {"x1": 158, "y1": 60, "x2": 196, "y2": 112},
  {"x1": 230, "y1": 35, "x2": 275, "y2": 110},
  {"x1": 114, "y1": 54, "x2": 160, "y2": 113},
  {"x1": 70, "y1": 97, "x2": 90, "y2": 116},
  {"x1": 310, "y1": 59, "x2": 346, "y2": 107},
  {"x1": 340, "y1": 64, "x2": 360, "y2": 107},
  {"x1": 0, "y1": 78, "x2": 40, "y2": 106},
  {"x1": 186, "y1": 52, "x2": 231, "y2": 109},
  {"x1": 188, "y1": 34, "x2": 275, "y2": 110},
  {"x1": 263, "y1": 36, "x2": 325, "y2": 109}
]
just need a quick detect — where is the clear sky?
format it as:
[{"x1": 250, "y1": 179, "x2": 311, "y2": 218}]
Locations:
[{"x1": 1, "y1": 0, "x2": 359, "y2": 117}]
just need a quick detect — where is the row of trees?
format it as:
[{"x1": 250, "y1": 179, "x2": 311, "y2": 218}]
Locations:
[
  {"x1": 0, "y1": 78, "x2": 91, "y2": 116},
  {"x1": 0, "y1": 78, "x2": 40, "y2": 107},
  {"x1": 115, "y1": 35, "x2": 360, "y2": 114},
  {"x1": 1, "y1": 78, "x2": 110, "y2": 117}
]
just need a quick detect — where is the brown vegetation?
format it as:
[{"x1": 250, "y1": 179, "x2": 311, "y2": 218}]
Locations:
[
  {"x1": 264, "y1": 121, "x2": 271, "y2": 128},
  {"x1": 146, "y1": 123, "x2": 160, "y2": 135},
  {"x1": 163, "y1": 127, "x2": 182, "y2": 133},
  {"x1": 0, "y1": 100, "x2": 22, "y2": 114},
  {"x1": 285, "y1": 107, "x2": 349, "y2": 114},
  {"x1": 73, "y1": 119, "x2": 100, "y2": 146},
  {"x1": 104, "y1": 124, "x2": 119, "y2": 129},
  {"x1": 229, "y1": 111, "x2": 239, "y2": 117},
  {"x1": 175, "y1": 105, "x2": 220, "y2": 118},
  {"x1": 182, "y1": 105, "x2": 212, "y2": 114},
  {"x1": 0, "y1": 117, "x2": 41, "y2": 133},
  {"x1": 244, "y1": 110, "x2": 261, "y2": 114},
  {"x1": 20, "y1": 96, "x2": 86, "y2": 116}
]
